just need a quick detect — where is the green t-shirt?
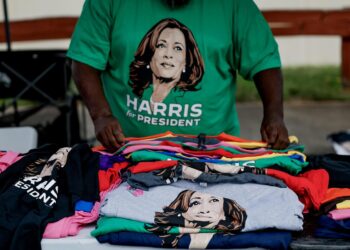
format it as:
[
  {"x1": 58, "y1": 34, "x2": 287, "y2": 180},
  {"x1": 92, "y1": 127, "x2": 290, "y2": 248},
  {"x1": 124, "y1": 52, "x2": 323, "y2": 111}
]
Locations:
[{"x1": 67, "y1": 0, "x2": 281, "y2": 137}]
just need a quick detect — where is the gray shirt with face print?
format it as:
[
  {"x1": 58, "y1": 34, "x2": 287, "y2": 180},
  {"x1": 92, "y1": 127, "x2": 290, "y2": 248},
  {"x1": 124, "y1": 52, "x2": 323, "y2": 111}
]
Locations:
[{"x1": 100, "y1": 181, "x2": 303, "y2": 232}]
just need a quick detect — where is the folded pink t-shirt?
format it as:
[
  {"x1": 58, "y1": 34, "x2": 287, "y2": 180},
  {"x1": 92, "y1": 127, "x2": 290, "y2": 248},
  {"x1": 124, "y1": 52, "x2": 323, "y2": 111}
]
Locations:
[
  {"x1": 0, "y1": 151, "x2": 21, "y2": 173},
  {"x1": 328, "y1": 208, "x2": 350, "y2": 220}
]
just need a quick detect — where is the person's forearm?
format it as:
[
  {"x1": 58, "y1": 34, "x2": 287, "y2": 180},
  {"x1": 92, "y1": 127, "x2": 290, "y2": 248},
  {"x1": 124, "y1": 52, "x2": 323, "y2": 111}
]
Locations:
[
  {"x1": 71, "y1": 60, "x2": 112, "y2": 121},
  {"x1": 71, "y1": 60, "x2": 125, "y2": 149},
  {"x1": 253, "y1": 67, "x2": 289, "y2": 149},
  {"x1": 253, "y1": 68, "x2": 284, "y2": 119}
]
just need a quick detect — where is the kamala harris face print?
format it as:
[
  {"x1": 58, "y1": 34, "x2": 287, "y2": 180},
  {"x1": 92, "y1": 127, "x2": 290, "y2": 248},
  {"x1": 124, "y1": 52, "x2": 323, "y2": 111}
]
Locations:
[
  {"x1": 154, "y1": 189, "x2": 246, "y2": 230},
  {"x1": 129, "y1": 18, "x2": 204, "y2": 107},
  {"x1": 145, "y1": 189, "x2": 247, "y2": 248}
]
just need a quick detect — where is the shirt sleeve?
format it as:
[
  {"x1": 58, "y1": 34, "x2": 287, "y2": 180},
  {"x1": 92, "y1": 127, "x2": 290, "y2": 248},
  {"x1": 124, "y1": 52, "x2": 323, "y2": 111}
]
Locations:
[
  {"x1": 233, "y1": 0, "x2": 281, "y2": 80},
  {"x1": 67, "y1": 0, "x2": 113, "y2": 70}
]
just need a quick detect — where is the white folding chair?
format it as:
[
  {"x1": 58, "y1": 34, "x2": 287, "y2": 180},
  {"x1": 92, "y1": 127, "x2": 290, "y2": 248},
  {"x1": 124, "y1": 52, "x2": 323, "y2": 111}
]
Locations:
[{"x1": 0, "y1": 126, "x2": 38, "y2": 153}]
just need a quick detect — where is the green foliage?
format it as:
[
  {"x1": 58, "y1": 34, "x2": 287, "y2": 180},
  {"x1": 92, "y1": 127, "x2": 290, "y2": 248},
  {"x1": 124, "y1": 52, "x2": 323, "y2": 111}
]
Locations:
[
  {"x1": 236, "y1": 66, "x2": 350, "y2": 102},
  {"x1": 0, "y1": 98, "x2": 36, "y2": 107}
]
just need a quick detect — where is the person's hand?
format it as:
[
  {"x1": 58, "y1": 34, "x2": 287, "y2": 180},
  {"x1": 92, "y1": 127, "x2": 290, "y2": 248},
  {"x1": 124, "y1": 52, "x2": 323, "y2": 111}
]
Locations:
[
  {"x1": 260, "y1": 115, "x2": 289, "y2": 149},
  {"x1": 93, "y1": 115, "x2": 125, "y2": 152}
]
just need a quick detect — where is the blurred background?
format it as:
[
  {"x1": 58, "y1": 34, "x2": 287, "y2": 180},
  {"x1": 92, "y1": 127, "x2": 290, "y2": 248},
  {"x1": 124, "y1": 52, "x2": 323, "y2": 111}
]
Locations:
[{"x1": 0, "y1": 0, "x2": 349, "y2": 154}]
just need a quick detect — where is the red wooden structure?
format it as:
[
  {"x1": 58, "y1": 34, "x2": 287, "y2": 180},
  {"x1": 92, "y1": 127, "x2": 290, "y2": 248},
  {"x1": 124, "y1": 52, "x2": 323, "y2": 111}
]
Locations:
[
  {"x1": 1, "y1": 10, "x2": 350, "y2": 87},
  {"x1": 264, "y1": 10, "x2": 350, "y2": 88}
]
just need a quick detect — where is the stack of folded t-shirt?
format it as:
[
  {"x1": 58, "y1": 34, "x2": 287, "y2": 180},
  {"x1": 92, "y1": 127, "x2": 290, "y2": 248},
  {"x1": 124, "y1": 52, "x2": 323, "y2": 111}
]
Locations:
[{"x1": 91, "y1": 132, "x2": 316, "y2": 249}]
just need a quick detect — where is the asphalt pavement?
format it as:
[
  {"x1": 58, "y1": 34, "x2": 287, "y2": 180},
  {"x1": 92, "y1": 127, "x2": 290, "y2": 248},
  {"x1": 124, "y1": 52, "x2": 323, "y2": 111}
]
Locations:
[{"x1": 238, "y1": 101, "x2": 350, "y2": 155}]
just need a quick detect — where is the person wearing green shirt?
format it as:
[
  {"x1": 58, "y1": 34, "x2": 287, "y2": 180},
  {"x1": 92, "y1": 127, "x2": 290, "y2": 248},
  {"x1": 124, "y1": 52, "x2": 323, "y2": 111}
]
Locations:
[{"x1": 68, "y1": 0, "x2": 289, "y2": 151}]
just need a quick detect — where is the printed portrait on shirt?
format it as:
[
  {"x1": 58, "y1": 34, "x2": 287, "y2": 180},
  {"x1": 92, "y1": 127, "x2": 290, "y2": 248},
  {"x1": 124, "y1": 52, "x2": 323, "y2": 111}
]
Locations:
[
  {"x1": 38, "y1": 147, "x2": 71, "y2": 177},
  {"x1": 145, "y1": 189, "x2": 246, "y2": 248},
  {"x1": 154, "y1": 161, "x2": 247, "y2": 183},
  {"x1": 23, "y1": 147, "x2": 71, "y2": 177},
  {"x1": 129, "y1": 18, "x2": 204, "y2": 109}
]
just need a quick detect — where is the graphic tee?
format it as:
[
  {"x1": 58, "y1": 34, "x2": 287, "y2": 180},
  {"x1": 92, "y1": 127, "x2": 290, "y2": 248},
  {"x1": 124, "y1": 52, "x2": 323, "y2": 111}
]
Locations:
[
  {"x1": 100, "y1": 182, "x2": 304, "y2": 233},
  {"x1": 0, "y1": 144, "x2": 100, "y2": 250},
  {"x1": 68, "y1": 0, "x2": 281, "y2": 137}
]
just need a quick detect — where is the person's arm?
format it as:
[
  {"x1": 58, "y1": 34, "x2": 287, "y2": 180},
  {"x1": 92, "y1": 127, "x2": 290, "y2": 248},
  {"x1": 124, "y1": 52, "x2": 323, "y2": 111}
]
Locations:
[
  {"x1": 71, "y1": 60, "x2": 124, "y2": 150},
  {"x1": 253, "y1": 68, "x2": 289, "y2": 149}
]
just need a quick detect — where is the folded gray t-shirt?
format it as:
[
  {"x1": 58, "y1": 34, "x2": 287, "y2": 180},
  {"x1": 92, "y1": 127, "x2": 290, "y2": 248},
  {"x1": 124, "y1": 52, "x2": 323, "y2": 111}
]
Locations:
[{"x1": 101, "y1": 181, "x2": 303, "y2": 232}]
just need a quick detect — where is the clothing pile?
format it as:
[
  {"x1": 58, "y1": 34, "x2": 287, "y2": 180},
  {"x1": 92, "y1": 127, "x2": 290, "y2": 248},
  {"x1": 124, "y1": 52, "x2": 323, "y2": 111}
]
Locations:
[
  {"x1": 0, "y1": 144, "x2": 100, "y2": 250},
  {"x1": 3, "y1": 132, "x2": 350, "y2": 249},
  {"x1": 303, "y1": 154, "x2": 350, "y2": 239},
  {"x1": 91, "y1": 132, "x2": 312, "y2": 249}
]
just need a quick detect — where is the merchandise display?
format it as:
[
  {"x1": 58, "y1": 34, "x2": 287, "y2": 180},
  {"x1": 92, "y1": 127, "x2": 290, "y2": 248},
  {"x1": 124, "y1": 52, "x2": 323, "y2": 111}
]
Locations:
[{"x1": 2, "y1": 132, "x2": 349, "y2": 249}]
